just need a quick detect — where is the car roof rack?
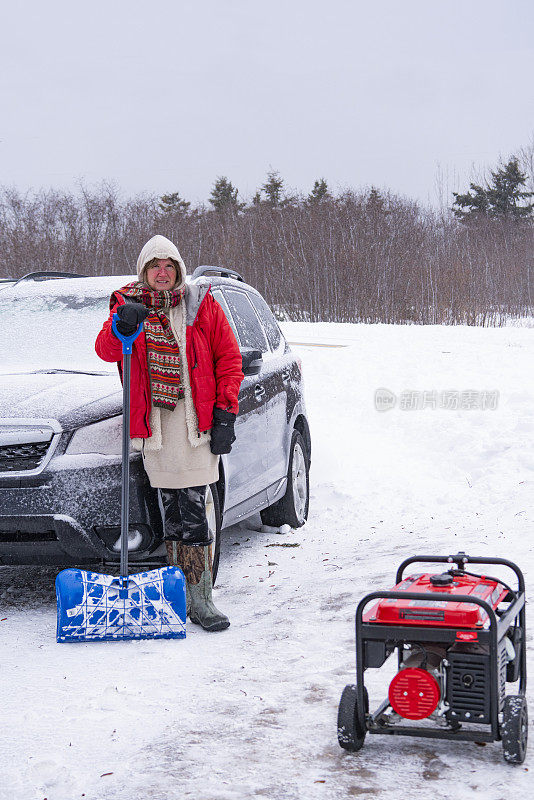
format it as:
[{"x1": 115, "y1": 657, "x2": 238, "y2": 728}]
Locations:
[
  {"x1": 191, "y1": 265, "x2": 245, "y2": 283},
  {"x1": 11, "y1": 271, "x2": 88, "y2": 287}
]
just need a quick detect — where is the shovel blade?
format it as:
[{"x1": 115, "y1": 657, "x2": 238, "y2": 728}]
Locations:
[{"x1": 55, "y1": 566, "x2": 186, "y2": 642}]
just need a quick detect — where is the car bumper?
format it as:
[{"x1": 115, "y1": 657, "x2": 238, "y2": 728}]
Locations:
[{"x1": 0, "y1": 456, "x2": 164, "y2": 566}]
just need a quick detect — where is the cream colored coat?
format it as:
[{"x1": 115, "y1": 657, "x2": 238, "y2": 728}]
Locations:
[{"x1": 140, "y1": 302, "x2": 219, "y2": 489}]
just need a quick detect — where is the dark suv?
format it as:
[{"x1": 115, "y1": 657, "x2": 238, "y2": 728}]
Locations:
[{"x1": 0, "y1": 268, "x2": 311, "y2": 577}]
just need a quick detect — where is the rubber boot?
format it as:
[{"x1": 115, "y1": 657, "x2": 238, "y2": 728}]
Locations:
[
  {"x1": 165, "y1": 540, "x2": 190, "y2": 616},
  {"x1": 165, "y1": 540, "x2": 181, "y2": 567},
  {"x1": 182, "y1": 543, "x2": 230, "y2": 632}
]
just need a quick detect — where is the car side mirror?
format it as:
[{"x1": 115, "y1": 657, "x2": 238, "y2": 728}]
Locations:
[{"x1": 241, "y1": 348, "x2": 263, "y2": 376}]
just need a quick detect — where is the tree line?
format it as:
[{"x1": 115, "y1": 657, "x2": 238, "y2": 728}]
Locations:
[
  {"x1": 159, "y1": 171, "x2": 330, "y2": 214},
  {"x1": 0, "y1": 159, "x2": 532, "y2": 325}
]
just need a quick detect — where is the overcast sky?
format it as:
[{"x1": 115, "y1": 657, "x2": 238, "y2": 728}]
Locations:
[{"x1": 1, "y1": 0, "x2": 532, "y2": 207}]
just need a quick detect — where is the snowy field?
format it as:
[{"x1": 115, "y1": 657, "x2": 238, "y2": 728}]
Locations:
[{"x1": 1, "y1": 320, "x2": 533, "y2": 800}]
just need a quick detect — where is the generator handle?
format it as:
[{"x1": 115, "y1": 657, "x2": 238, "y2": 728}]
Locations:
[{"x1": 395, "y1": 553, "x2": 525, "y2": 594}]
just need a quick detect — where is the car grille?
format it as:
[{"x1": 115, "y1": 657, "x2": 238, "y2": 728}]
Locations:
[
  {"x1": 0, "y1": 441, "x2": 50, "y2": 472},
  {"x1": 0, "y1": 529, "x2": 57, "y2": 542},
  {"x1": 0, "y1": 420, "x2": 61, "y2": 476}
]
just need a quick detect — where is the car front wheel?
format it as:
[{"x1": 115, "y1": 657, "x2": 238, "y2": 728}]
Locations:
[{"x1": 260, "y1": 430, "x2": 309, "y2": 528}]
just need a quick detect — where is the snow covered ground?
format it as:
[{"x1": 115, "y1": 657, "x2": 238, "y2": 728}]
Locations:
[{"x1": 1, "y1": 320, "x2": 533, "y2": 800}]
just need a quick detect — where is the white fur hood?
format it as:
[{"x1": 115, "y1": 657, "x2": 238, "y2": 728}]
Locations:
[{"x1": 136, "y1": 235, "x2": 187, "y2": 290}]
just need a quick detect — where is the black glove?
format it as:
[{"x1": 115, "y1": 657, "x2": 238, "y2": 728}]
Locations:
[
  {"x1": 114, "y1": 303, "x2": 150, "y2": 337},
  {"x1": 210, "y1": 407, "x2": 237, "y2": 455}
]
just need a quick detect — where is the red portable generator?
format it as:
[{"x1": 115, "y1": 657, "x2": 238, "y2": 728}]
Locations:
[{"x1": 338, "y1": 553, "x2": 527, "y2": 764}]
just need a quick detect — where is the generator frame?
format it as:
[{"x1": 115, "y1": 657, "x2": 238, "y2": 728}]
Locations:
[{"x1": 353, "y1": 553, "x2": 526, "y2": 744}]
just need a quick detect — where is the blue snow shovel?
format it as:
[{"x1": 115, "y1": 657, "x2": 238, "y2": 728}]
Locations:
[{"x1": 55, "y1": 312, "x2": 186, "y2": 643}]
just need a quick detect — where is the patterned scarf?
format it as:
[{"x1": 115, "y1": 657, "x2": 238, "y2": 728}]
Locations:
[{"x1": 111, "y1": 281, "x2": 186, "y2": 410}]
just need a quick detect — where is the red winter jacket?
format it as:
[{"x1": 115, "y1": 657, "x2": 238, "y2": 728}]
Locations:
[{"x1": 95, "y1": 283, "x2": 244, "y2": 438}]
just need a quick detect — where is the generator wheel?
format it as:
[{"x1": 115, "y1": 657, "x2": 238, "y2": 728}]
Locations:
[
  {"x1": 337, "y1": 684, "x2": 368, "y2": 752},
  {"x1": 501, "y1": 695, "x2": 528, "y2": 764}
]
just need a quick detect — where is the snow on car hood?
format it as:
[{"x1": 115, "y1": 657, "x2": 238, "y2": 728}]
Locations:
[{"x1": 0, "y1": 371, "x2": 123, "y2": 430}]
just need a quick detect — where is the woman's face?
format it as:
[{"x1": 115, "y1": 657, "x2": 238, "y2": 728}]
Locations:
[{"x1": 145, "y1": 258, "x2": 178, "y2": 290}]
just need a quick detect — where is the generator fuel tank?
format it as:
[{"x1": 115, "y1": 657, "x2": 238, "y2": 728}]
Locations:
[{"x1": 362, "y1": 571, "x2": 508, "y2": 628}]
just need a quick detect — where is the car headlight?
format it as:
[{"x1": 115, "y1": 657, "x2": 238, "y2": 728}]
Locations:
[{"x1": 66, "y1": 416, "x2": 123, "y2": 456}]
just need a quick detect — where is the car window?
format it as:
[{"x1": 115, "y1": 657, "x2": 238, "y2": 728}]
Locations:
[
  {"x1": 248, "y1": 292, "x2": 284, "y2": 353},
  {"x1": 211, "y1": 289, "x2": 239, "y2": 339},
  {"x1": 223, "y1": 290, "x2": 269, "y2": 354}
]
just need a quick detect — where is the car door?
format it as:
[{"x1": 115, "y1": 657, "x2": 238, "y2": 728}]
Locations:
[
  {"x1": 212, "y1": 288, "x2": 270, "y2": 511},
  {"x1": 247, "y1": 291, "x2": 292, "y2": 492}
]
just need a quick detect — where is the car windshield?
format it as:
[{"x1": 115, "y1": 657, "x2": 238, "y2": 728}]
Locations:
[{"x1": 0, "y1": 276, "x2": 135, "y2": 375}]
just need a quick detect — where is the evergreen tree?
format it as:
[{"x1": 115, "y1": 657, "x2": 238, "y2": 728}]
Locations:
[
  {"x1": 158, "y1": 191, "x2": 190, "y2": 214},
  {"x1": 365, "y1": 187, "x2": 388, "y2": 218},
  {"x1": 262, "y1": 170, "x2": 285, "y2": 207},
  {"x1": 452, "y1": 183, "x2": 489, "y2": 217},
  {"x1": 209, "y1": 177, "x2": 243, "y2": 212},
  {"x1": 486, "y1": 158, "x2": 533, "y2": 216},
  {"x1": 452, "y1": 157, "x2": 533, "y2": 220},
  {"x1": 307, "y1": 178, "x2": 330, "y2": 204},
  {"x1": 367, "y1": 187, "x2": 384, "y2": 208}
]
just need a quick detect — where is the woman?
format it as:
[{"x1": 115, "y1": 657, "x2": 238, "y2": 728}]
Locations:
[{"x1": 95, "y1": 235, "x2": 244, "y2": 631}]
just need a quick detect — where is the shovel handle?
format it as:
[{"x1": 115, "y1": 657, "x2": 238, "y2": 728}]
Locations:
[
  {"x1": 111, "y1": 314, "x2": 145, "y2": 354},
  {"x1": 112, "y1": 314, "x2": 145, "y2": 582}
]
